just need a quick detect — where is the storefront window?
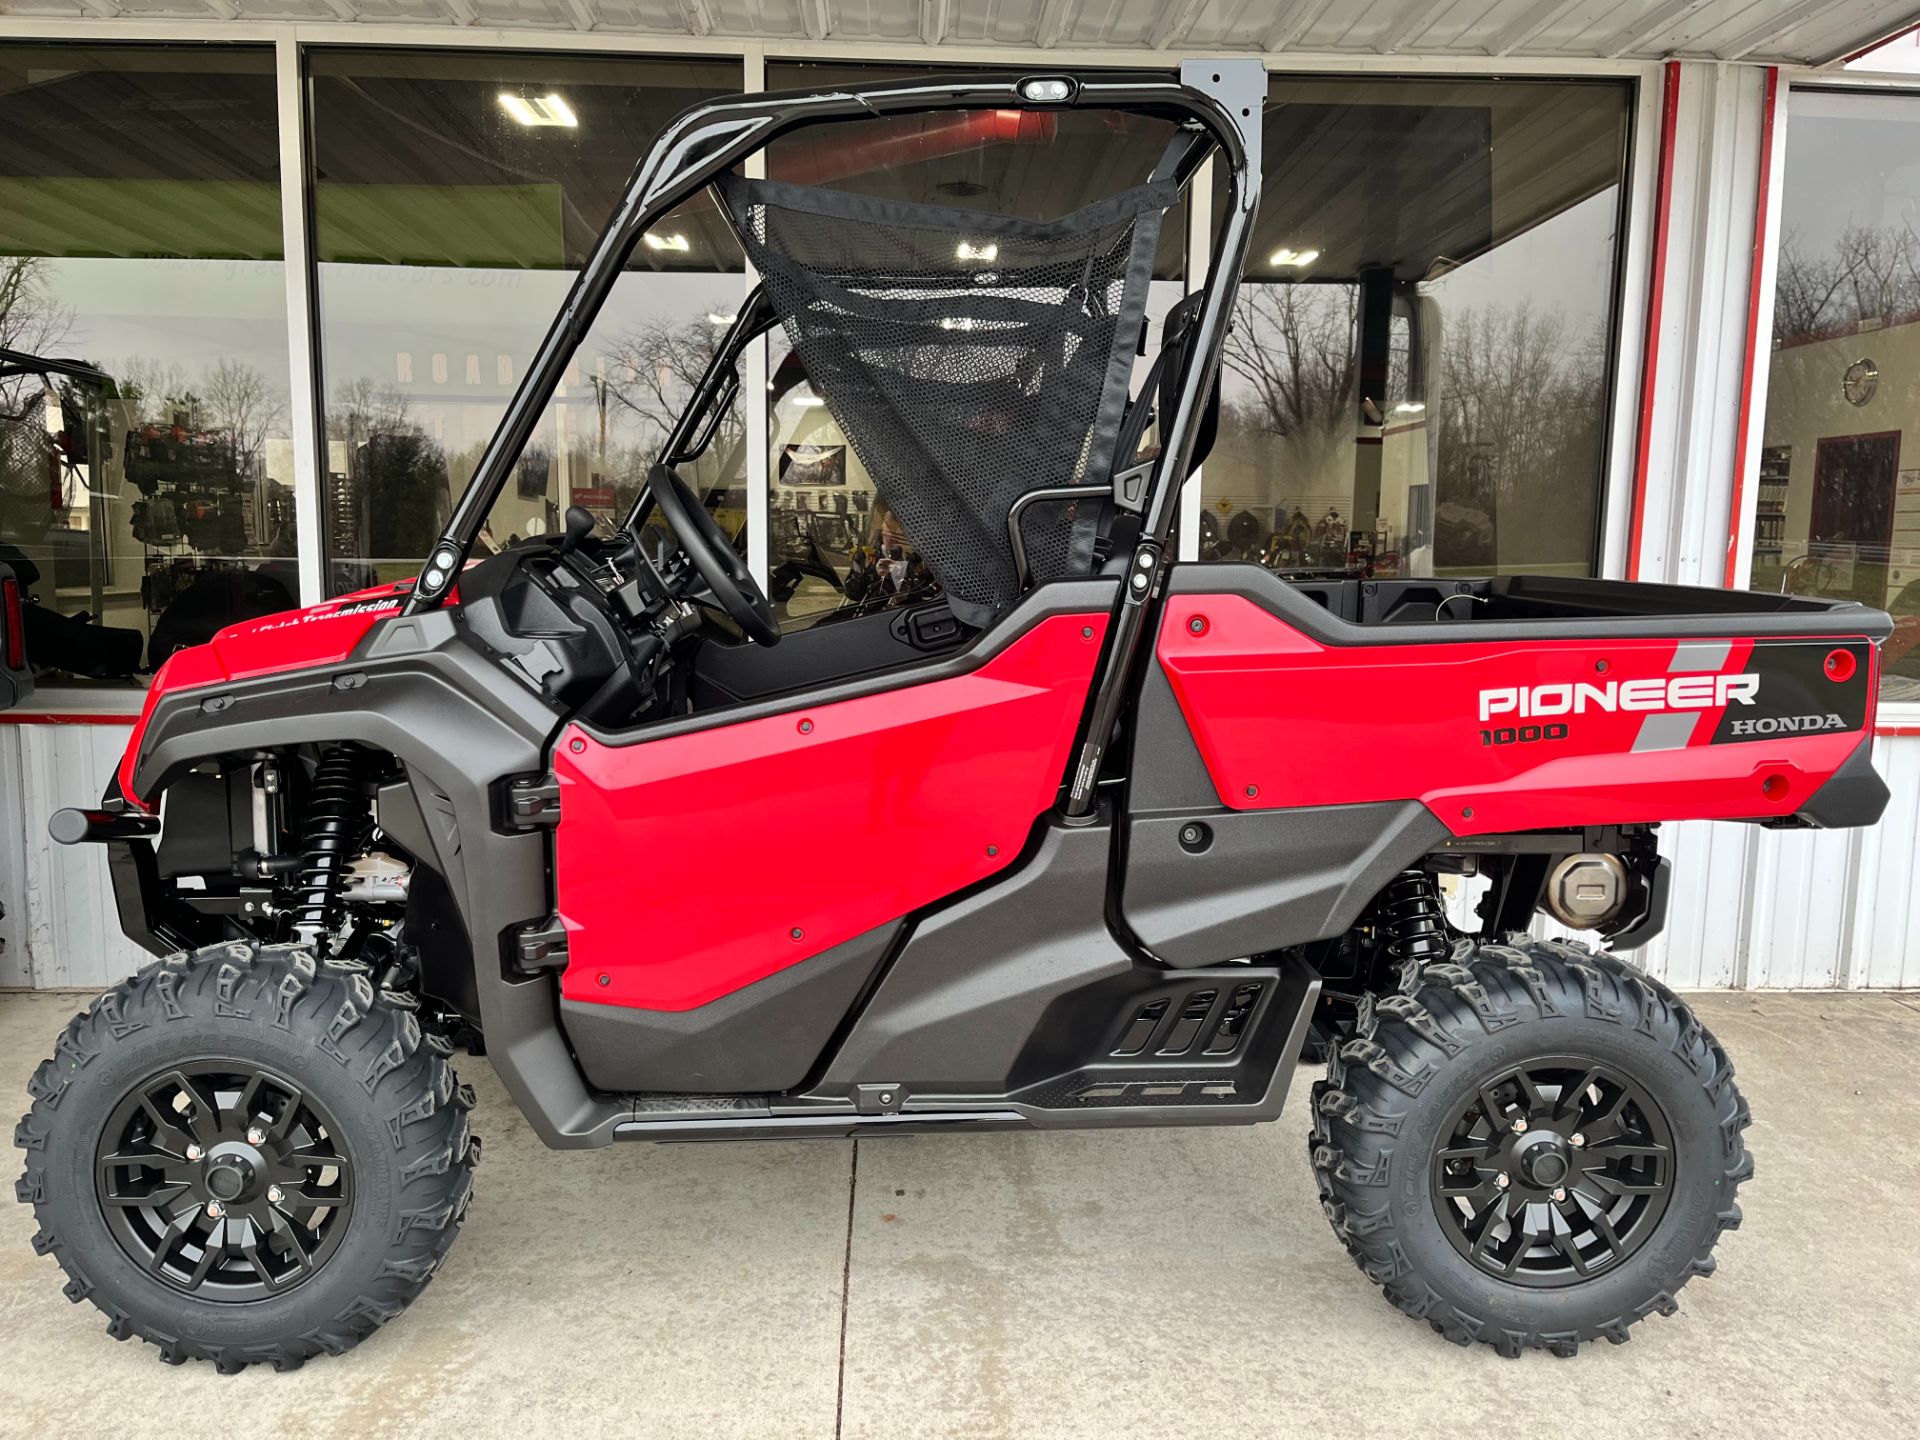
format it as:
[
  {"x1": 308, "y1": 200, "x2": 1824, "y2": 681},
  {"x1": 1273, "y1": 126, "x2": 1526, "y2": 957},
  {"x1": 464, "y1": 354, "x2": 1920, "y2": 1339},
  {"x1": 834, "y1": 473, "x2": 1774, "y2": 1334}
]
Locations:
[
  {"x1": 0, "y1": 44, "x2": 293, "y2": 687},
  {"x1": 308, "y1": 50, "x2": 744, "y2": 592},
  {"x1": 1202, "y1": 77, "x2": 1630, "y2": 578},
  {"x1": 762, "y1": 60, "x2": 1186, "y2": 632},
  {"x1": 1760, "y1": 90, "x2": 1920, "y2": 703}
]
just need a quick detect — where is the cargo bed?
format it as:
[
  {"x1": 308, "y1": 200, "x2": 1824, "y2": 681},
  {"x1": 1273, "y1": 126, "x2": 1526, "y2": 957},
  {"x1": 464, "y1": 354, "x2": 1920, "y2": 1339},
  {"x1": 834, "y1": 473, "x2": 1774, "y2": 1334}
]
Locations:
[{"x1": 1273, "y1": 570, "x2": 1895, "y2": 639}]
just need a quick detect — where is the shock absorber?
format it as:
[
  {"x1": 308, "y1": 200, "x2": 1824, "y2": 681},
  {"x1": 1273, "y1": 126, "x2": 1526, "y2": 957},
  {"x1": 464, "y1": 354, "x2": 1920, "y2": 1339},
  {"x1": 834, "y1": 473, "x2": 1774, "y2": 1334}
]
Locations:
[
  {"x1": 290, "y1": 746, "x2": 371, "y2": 947},
  {"x1": 1380, "y1": 868, "x2": 1450, "y2": 969}
]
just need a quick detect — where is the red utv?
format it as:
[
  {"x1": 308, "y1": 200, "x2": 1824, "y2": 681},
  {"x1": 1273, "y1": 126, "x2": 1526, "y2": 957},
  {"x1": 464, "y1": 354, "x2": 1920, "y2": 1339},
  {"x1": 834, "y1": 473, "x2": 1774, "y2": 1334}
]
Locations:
[{"x1": 17, "y1": 64, "x2": 1892, "y2": 1370}]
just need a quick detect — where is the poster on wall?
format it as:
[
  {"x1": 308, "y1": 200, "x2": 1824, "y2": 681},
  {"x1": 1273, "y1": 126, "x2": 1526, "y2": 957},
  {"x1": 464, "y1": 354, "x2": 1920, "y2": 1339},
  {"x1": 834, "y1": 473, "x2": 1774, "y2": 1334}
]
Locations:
[{"x1": 779, "y1": 443, "x2": 846, "y2": 487}]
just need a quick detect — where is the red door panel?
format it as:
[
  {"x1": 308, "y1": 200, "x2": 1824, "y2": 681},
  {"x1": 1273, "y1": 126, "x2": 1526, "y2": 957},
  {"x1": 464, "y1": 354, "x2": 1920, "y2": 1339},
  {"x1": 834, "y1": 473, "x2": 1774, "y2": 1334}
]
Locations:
[
  {"x1": 1156, "y1": 594, "x2": 1874, "y2": 835},
  {"x1": 554, "y1": 613, "x2": 1107, "y2": 1011}
]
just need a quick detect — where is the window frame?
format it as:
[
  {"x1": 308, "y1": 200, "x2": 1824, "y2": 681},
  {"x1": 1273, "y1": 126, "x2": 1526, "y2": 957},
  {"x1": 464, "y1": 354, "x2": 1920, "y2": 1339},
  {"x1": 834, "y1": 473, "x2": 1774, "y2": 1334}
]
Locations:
[
  {"x1": 0, "y1": 25, "x2": 1661, "y2": 717},
  {"x1": 0, "y1": 36, "x2": 298, "y2": 705},
  {"x1": 1742, "y1": 79, "x2": 1920, "y2": 727},
  {"x1": 1196, "y1": 69, "x2": 1639, "y2": 585}
]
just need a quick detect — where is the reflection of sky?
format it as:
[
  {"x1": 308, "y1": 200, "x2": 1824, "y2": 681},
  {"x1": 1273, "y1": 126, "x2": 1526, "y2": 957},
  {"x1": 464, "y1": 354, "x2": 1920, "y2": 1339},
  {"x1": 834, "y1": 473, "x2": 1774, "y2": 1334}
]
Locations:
[
  {"x1": 40, "y1": 257, "x2": 290, "y2": 398},
  {"x1": 29, "y1": 258, "x2": 750, "y2": 446},
  {"x1": 28, "y1": 183, "x2": 1622, "y2": 433},
  {"x1": 1419, "y1": 189, "x2": 1619, "y2": 334},
  {"x1": 316, "y1": 265, "x2": 746, "y2": 413},
  {"x1": 1781, "y1": 105, "x2": 1920, "y2": 253}
]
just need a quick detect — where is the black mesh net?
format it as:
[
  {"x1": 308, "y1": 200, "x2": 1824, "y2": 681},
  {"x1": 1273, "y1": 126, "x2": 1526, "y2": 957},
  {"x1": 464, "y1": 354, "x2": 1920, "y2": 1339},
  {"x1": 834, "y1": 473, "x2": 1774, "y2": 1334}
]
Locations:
[{"x1": 717, "y1": 171, "x2": 1175, "y2": 626}]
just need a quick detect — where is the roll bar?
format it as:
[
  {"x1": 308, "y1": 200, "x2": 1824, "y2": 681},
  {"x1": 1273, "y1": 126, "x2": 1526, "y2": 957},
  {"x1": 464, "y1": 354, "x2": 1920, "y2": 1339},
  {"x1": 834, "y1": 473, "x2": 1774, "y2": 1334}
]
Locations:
[
  {"x1": 0, "y1": 348, "x2": 112, "y2": 388},
  {"x1": 405, "y1": 61, "x2": 1264, "y2": 614},
  {"x1": 403, "y1": 60, "x2": 1266, "y2": 818}
]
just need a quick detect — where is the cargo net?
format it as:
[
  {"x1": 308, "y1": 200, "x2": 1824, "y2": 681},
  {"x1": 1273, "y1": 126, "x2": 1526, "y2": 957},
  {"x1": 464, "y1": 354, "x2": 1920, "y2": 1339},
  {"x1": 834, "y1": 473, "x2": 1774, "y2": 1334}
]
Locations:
[{"x1": 716, "y1": 172, "x2": 1174, "y2": 627}]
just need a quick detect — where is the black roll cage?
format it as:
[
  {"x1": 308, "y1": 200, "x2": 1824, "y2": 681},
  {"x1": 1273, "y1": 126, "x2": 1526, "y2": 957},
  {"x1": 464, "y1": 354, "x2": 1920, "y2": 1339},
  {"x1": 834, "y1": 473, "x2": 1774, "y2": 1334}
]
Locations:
[
  {"x1": 0, "y1": 347, "x2": 112, "y2": 389},
  {"x1": 403, "y1": 60, "x2": 1267, "y2": 817}
]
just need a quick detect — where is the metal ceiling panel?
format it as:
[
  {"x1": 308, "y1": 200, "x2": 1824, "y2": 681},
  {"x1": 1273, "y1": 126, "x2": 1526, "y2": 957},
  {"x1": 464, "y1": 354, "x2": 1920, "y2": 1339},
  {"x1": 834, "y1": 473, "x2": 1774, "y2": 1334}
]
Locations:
[{"x1": 8, "y1": 0, "x2": 1918, "y2": 70}]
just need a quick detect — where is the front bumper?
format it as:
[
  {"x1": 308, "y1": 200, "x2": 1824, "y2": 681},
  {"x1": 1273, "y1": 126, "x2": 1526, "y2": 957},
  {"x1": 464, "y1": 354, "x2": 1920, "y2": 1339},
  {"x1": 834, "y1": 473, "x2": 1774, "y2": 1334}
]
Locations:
[{"x1": 53, "y1": 777, "x2": 190, "y2": 960}]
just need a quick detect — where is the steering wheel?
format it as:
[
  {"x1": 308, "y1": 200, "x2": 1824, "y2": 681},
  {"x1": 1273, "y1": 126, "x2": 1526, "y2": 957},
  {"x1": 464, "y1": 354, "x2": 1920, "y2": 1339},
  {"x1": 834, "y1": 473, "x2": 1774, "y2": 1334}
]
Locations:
[{"x1": 644, "y1": 463, "x2": 780, "y2": 646}]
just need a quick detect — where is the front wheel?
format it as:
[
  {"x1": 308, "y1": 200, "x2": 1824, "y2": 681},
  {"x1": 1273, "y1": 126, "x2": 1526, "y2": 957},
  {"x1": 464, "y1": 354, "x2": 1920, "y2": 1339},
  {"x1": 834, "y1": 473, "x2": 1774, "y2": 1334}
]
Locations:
[
  {"x1": 1310, "y1": 939, "x2": 1751, "y2": 1356},
  {"x1": 14, "y1": 942, "x2": 478, "y2": 1372}
]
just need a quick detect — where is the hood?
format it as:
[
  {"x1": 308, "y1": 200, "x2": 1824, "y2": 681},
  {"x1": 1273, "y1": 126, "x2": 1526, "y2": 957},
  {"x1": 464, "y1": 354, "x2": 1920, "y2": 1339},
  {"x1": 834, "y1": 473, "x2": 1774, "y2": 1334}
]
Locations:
[{"x1": 118, "y1": 580, "x2": 421, "y2": 808}]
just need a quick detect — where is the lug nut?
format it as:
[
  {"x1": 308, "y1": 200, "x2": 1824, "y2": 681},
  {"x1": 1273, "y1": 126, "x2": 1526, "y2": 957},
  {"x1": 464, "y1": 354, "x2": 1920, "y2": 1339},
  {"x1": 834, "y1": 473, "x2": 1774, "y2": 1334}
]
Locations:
[
  {"x1": 1570, "y1": 1132, "x2": 1586, "y2": 1148},
  {"x1": 1511, "y1": 1117, "x2": 1529, "y2": 1134},
  {"x1": 267, "y1": 1185, "x2": 284, "y2": 1205},
  {"x1": 1552, "y1": 1187, "x2": 1567, "y2": 1203},
  {"x1": 247, "y1": 1126, "x2": 266, "y2": 1145},
  {"x1": 1494, "y1": 1173, "x2": 1510, "y2": 1189},
  {"x1": 205, "y1": 1201, "x2": 223, "y2": 1219},
  {"x1": 185, "y1": 1144, "x2": 203, "y2": 1162}
]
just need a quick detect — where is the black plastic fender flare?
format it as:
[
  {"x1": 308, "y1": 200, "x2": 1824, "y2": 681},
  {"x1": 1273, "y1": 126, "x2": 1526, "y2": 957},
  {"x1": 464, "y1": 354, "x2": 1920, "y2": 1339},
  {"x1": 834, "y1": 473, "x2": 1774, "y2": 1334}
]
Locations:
[{"x1": 125, "y1": 609, "x2": 629, "y2": 1148}]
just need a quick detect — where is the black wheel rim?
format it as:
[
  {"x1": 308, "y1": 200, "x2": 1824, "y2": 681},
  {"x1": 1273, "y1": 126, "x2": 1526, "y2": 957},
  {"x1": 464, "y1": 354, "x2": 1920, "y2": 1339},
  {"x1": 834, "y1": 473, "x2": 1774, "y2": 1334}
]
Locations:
[
  {"x1": 1431, "y1": 1055, "x2": 1675, "y2": 1288},
  {"x1": 95, "y1": 1062, "x2": 354, "y2": 1302}
]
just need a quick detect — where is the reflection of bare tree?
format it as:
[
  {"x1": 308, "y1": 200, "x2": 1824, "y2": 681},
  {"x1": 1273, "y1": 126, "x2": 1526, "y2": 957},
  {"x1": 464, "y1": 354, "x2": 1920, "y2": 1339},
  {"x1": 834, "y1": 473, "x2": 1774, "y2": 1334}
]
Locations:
[
  {"x1": 600, "y1": 317, "x2": 744, "y2": 489},
  {"x1": 110, "y1": 358, "x2": 192, "y2": 426},
  {"x1": 1775, "y1": 223, "x2": 1920, "y2": 341},
  {"x1": 1, "y1": 260, "x2": 66, "y2": 534},
  {"x1": 326, "y1": 378, "x2": 447, "y2": 575},
  {"x1": 603, "y1": 317, "x2": 719, "y2": 439},
  {"x1": 0, "y1": 257, "x2": 70, "y2": 361},
  {"x1": 1221, "y1": 285, "x2": 1358, "y2": 473},
  {"x1": 200, "y1": 358, "x2": 286, "y2": 478},
  {"x1": 1437, "y1": 304, "x2": 1602, "y2": 477},
  {"x1": 0, "y1": 258, "x2": 75, "y2": 445},
  {"x1": 86, "y1": 353, "x2": 286, "y2": 473},
  {"x1": 327, "y1": 376, "x2": 412, "y2": 446},
  {"x1": 1214, "y1": 281, "x2": 1605, "y2": 572},
  {"x1": 1435, "y1": 302, "x2": 1606, "y2": 569}
]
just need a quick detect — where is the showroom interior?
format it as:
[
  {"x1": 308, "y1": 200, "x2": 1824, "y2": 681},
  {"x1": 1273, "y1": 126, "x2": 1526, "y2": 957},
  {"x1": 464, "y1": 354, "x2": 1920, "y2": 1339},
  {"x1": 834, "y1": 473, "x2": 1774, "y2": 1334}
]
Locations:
[{"x1": 1, "y1": 3, "x2": 1917, "y2": 996}]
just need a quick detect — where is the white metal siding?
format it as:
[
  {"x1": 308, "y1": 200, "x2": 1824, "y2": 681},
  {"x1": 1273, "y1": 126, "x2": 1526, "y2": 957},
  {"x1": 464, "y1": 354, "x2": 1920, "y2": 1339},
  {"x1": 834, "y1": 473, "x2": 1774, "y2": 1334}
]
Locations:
[
  {"x1": 1852, "y1": 734, "x2": 1920, "y2": 987},
  {"x1": 0, "y1": 725, "x2": 152, "y2": 990}
]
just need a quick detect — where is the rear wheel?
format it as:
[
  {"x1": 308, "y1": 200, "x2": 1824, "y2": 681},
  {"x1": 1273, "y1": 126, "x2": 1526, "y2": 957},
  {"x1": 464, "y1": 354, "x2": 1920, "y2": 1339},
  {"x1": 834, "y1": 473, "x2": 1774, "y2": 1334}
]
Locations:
[
  {"x1": 14, "y1": 942, "x2": 478, "y2": 1372},
  {"x1": 1310, "y1": 939, "x2": 1751, "y2": 1356}
]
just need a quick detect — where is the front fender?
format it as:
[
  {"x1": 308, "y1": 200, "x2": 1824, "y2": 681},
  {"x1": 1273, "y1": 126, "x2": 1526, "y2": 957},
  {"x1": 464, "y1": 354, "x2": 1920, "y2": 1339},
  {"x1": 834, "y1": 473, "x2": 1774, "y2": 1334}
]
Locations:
[{"x1": 124, "y1": 608, "x2": 622, "y2": 1148}]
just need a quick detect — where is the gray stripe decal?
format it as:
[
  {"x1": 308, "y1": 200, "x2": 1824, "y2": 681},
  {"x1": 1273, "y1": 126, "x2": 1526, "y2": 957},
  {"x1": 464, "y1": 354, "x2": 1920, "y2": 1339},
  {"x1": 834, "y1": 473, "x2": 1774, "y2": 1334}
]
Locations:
[
  {"x1": 1632, "y1": 710, "x2": 1701, "y2": 752},
  {"x1": 1669, "y1": 640, "x2": 1730, "y2": 673}
]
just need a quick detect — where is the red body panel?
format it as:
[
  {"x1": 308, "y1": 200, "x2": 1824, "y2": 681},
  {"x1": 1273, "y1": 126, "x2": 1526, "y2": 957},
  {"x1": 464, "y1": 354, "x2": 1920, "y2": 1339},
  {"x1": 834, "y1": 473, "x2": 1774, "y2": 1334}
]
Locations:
[
  {"x1": 1156, "y1": 594, "x2": 1876, "y2": 836},
  {"x1": 118, "y1": 582, "x2": 415, "y2": 807},
  {"x1": 553, "y1": 613, "x2": 1107, "y2": 1011}
]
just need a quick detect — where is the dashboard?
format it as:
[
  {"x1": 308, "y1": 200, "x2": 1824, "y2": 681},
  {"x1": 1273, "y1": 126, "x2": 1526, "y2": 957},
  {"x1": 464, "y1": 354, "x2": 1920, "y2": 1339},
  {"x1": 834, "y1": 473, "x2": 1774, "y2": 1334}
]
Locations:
[{"x1": 455, "y1": 524, "x2": 709, "y2": 728}]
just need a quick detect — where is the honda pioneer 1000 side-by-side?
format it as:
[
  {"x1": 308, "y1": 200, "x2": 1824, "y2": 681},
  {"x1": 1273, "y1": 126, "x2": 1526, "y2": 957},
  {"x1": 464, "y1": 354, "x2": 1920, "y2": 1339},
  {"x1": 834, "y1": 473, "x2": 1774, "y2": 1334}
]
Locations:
[{"x1": 17, "y1": 63, "x2": 1893, "y2": 1371}]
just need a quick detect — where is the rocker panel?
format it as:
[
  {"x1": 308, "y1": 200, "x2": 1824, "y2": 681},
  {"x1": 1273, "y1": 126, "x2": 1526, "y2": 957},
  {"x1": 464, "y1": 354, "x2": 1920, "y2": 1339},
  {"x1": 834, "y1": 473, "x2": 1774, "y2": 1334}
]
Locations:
[{"x1": 561, "y1": 921, "x2": 903, "y2": 1093}]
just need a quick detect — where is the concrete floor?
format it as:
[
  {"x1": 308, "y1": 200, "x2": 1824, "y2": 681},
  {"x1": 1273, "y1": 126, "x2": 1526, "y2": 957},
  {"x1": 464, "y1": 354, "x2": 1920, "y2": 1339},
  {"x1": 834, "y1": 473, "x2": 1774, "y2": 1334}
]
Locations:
[{"x1": 1, "y1": 988, "x2": 1915, "y2": 1439}]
